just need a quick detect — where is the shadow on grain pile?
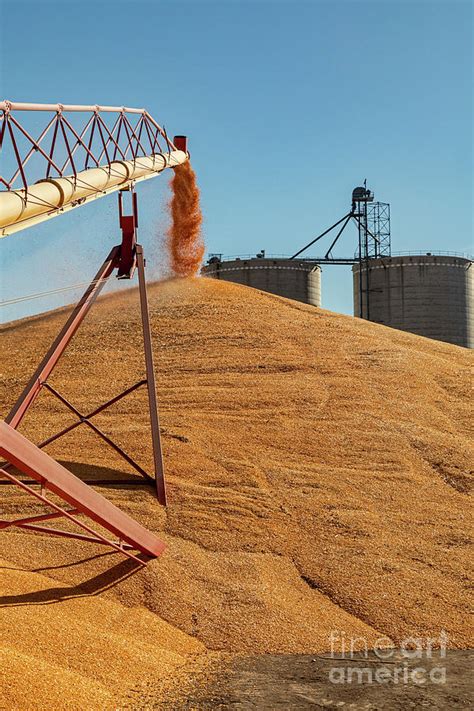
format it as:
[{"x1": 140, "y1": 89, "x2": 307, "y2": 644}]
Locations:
[{"x1": 0, "y1": 276, "x2": 472, "y2": 709}]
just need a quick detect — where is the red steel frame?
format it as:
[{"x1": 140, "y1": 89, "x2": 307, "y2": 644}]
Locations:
[
  {"x1": 3, "y1": 188, "x2": 167, "y2": 505},
  {"x1": 0, "y1": 422, "x2": 165, "y2": 564},
  {"x1": 0, "y1": 103, "x2": 188, "y2": 562}
]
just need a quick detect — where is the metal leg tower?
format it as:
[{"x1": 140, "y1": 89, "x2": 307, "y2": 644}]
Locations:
[
  {"x1": 353, "y1": 187, "x2": 391, "y2": 319},
  {"x1": 3, "y1": 187, "x2": 167, "y2": 505},
  {"x1": 289, "y1": 183, "x2": 391, "y2": 319}
]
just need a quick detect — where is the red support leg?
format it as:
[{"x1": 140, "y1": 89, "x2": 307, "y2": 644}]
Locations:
[
  {"x1": 136, "y1": 244, "x2": 167, "y2": 505},
  {"x1": 6, "y1": 246, "x2": 120, "y2": 429},
  {"x1": 3, "y1": 190, "x2": 168, "y2": 506}
]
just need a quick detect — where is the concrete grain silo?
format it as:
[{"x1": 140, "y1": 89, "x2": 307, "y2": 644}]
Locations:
[
  {"x1": 202, "y1": 256, "x2": 322, "y2": 307},
  {"x1": 353, "y1": 254, "x2": 473, "y2": 347}
]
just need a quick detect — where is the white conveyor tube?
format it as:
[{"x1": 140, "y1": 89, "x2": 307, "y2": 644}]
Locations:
[{"x1": 0, "y1": 150, "x2": 188, "y2": 236}]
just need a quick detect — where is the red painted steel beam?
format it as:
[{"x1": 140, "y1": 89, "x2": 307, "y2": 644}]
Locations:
[
  {"x1": 136, "y1": 244, "x2": 167, "y2": 505},
  {"x1": 5, "y1": 247, "x2": 119, "y2": 429},
  {"x1": 5, "y1": 522, "x2": 132, "y2": 550},
  {"x1": 1, "y1": 467, "x2": 146, "y2": 565},
  {"x1": 0, "y1": 421, "x2": 165, "y2": 557}
]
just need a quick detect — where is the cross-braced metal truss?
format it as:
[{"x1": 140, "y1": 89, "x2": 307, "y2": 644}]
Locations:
[
  {"x1": 0, "y1": 101, "x2": 177, "y2": 192},
  {"x1": 3, "y1": 236, "x2": 167, "y2": 505}
]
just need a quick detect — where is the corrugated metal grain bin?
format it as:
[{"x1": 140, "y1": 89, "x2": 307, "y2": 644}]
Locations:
[
  {"x1": 353, "y1": 255, "x2": 473, "y2": 347},
  {"x1": 203, "y1": 257, "x2": 321, "y2": 307}
]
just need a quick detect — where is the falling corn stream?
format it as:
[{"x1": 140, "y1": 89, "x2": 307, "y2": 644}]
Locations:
[{"x1": 167, "y1": 162, "x2": 205, "y2": 277}]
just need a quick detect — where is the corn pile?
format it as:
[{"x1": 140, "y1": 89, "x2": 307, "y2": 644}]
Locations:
[{"x1": 1, "y1": 277, "x2": 471, "y2": 709}]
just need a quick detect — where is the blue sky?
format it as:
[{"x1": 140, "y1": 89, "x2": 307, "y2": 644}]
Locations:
[{"x1": 1, "y1": 0, "x2": 472, "y2": 322}]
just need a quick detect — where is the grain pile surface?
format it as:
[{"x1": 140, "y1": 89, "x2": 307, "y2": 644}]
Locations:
[{"x1": 0, "y1": 276, "x2": 472, "y2": 709}]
